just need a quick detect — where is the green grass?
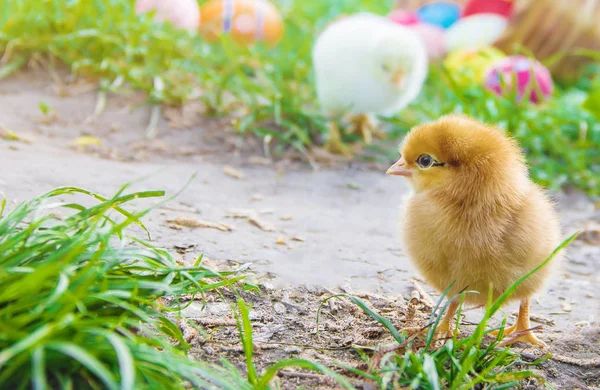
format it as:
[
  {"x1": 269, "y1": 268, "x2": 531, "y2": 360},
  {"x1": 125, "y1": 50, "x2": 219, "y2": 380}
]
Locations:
[
  {"x1": 0, "y1": 0, "x2": 598, "y2": 195},
  {"x1": 0, "y1": 185, "x2": 253, "y2": 389}
]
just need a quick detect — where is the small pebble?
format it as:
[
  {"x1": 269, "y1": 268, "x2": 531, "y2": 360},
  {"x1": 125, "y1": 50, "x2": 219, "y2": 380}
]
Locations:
[{"x1": 274, "y1": 302, "x2": 286, "y2": 314}]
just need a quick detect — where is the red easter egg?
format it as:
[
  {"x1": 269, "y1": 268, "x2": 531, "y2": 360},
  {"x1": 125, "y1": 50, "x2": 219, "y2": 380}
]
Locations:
[{"x1": 463, "y1": 0, "x2": 515, "y2": 18}]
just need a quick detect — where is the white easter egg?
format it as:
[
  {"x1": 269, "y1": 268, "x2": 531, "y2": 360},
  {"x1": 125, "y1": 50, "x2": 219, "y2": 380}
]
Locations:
[{"x1": 445, "y1": 13, "x2": 507, "y2": 52}]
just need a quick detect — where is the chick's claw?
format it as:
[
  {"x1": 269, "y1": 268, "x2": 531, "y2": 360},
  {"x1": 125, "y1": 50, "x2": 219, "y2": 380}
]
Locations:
[
  {"x1": 489, "y1": 322, "x2": 518, "y2": 337},
  {"x1": 498, "y1": 331, "x2": 547, "y2": 348},
  {"x1": 347, "y1": 114, "x2": 385, "y2": 144}
]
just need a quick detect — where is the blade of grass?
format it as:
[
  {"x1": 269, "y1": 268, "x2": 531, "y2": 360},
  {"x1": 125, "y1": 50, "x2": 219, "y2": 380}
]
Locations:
[{"x1": 45, "y1": 342, "x2": 119, "y2": 390}]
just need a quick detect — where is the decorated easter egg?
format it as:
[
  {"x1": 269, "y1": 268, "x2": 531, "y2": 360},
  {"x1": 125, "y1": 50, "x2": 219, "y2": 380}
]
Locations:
[
  {"x1": 199, "y1": 0, "x2": 284, "y2": 45},
  {"x1": 411, "y1": 23, "x2": 446, "y2": 60},
  {"x1": 388, "y1": 9, "x2": 419, "y2": 26},
  {"x1": 484, "y1": 56, "x2": 554, "y2": 103},
  {"x1": 445, "y1": 13, "x2": 508, "y2": 51},
  {"x1": 463, "y1": 0, "x2": 515, "y2": 18},
  {"x1": 444, "y1": 47, "x2": 506, "y2": 84},
  {"x1": 416, "y1": 2, "x2": 461, "y2": 29},
  {"x1": 135, "y1": 0, "x2": 200, "y2": 31}
]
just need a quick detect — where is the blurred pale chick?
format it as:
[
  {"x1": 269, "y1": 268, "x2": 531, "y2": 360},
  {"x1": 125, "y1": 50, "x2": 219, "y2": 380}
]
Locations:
[
  {"x1": 313, "y1": 13, "x2": 428, "y2": 155},
  {"x1": 387, "y1": 115, "x2": 563, "y2": 347}
]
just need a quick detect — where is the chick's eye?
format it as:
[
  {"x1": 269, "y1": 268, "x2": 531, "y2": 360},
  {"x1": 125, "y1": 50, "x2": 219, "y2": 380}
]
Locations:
[{"x1": 416, "y1": 154, "x2": 434, "y2": 169}]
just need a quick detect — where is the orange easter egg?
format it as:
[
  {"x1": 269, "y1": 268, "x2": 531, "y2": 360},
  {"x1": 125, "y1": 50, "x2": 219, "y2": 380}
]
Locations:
[{"x1": 199, "y1": 0, "x2": 284, "y2": 45}]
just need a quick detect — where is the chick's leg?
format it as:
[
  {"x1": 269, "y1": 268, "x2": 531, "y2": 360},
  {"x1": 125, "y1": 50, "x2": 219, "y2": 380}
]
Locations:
[
  {"x1": 324, "y1": 121, "x2": 352, "y2": 157},
  {"x1": 498, "y1": 298, "x2": 546, "y2": 348},
  {"x1": 347, "y1": 114, "x2": 385, "y2": 144},
  {"x1": 435, "y1": 300, "x2": 460, "y2": 341}
]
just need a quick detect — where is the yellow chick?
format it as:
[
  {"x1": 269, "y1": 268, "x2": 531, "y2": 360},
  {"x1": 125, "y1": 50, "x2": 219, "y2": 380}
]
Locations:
[{"x1": 386, "y1": 115, "x2": 563, "y2": 347}]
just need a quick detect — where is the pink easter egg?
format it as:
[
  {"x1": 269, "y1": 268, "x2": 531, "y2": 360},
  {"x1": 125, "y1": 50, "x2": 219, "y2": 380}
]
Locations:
[
  {"x1": 484, "y1": 56, "x2": 553, "y2": 103},
  {"x1": 410, "y1": 23, "x2": 446, "y2": 60},
  {"x1": 136, "y1": 0, "x2": 200, "y2": 31},
  {"x1": 388, "y1": 9, "x2": 420, "y2": 26}
]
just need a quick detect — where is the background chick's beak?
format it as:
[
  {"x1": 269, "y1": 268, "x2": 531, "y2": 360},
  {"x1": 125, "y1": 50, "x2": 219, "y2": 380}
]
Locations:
[
  {"x1": 386, "y1": 157, "x2": 412, "y2": 177},
  {"x1": 391, "y1": 69, "x2": 404, "y2": 85}
]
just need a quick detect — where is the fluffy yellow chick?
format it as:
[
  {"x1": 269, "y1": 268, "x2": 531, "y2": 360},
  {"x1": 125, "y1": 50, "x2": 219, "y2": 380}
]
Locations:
[{"x1": 386, "y1": 115, "x2": 562, "y2": 347}]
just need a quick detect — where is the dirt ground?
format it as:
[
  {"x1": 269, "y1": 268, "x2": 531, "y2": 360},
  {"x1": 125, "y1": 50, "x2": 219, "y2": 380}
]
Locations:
[{"x1": 1, "y1": 70, "x2": 599, "y2": 389}]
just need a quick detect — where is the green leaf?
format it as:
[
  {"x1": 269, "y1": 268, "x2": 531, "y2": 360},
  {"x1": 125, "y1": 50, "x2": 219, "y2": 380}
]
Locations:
[
  {"x1": 236, "y1": 299, "x2": 258, "y2": 386},
  {"x1": 46, "y1": 342, "x2": 119, "y2": 390},
  {"x1": 31, "y1": 347, "x2": 48, "y2": 390},
  {"x1": 344, "y1": 295, "x2": 405, "y2": 344},
  {"x1": 104, "y1": 333, "x2": 136, "y2": 390},
  {"x1": 423, "y1": 355, "x2": 441, "y2": 390}
]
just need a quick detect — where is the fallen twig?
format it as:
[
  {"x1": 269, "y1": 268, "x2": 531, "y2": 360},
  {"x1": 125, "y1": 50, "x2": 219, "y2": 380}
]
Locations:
[
  {"x1": 552, "y1": 354, "x2": 600, "y2": 368},
  {"x1": 410, "y1": 278, "x2": 435, "y2": 309},
  {"x1": 167, "y1": 216, "x2": 234, "y2": 232},
  {"x1": 278, "y1": 370, "x2": 327, "y2": 380},
  {"x1": 193, "y1": 318, "x2": 238, "y2": 327}
]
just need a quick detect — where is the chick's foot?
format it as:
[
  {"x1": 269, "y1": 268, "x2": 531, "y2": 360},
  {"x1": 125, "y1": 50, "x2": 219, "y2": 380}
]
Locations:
[
  {"x1": 499, "y1": 331, "x2": 547, "y2": 348},
  {"x1": 324, "y1": 121, "x2": 353, "y2": 157},
  {"x1": 347, "y1": 114, "x2": 384, "y2": 144},
  {"x1": 496, "y1": 298, "x2": 546, "y2": 348}
]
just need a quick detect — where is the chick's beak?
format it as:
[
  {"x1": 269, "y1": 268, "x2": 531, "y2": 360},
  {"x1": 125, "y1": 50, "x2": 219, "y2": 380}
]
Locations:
[
  {"x1": 386, "y1": 156, "x2": 412, "y2": 177},
  {"x1": 391, "y1": 69, "x2": 405, "y2": 85}
]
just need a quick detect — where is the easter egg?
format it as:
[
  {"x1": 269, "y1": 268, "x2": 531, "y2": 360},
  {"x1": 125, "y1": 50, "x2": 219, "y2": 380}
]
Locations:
[
  {"x1": 199, "y1": 0, "x2": 284, "y2": 45},
  {"x1": 135, "y1": 0, "x2": 200, "y2": 31},
  {"x1": 411, "y1": 23, "x2": 446, "y2": 60},
  {"x1": 445, "y1": 13, "x2": 508, "y2": 51},
  {"x1": 416, "y1": 2, "x2": 461, "y2": 29},
  {"x1": 463, "y1": 0, "x2": 515, "y2": 18},
  {"x1": 484, "y1": 56, "x2": 554, "y2": 103},
  {"x1": 388, "y1": 9, "x2": 419, "y2": 26},
  {"x1": 444, "y1": 47, "x2": 505, "y2": 85}
]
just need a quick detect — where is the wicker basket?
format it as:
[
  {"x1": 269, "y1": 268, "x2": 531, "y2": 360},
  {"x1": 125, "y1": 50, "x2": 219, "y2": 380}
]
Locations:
[
  {"x1": 395, "y1": 0, "x2": 600, "y2": 80},
  {"x1": 495, "y1": 0, "x2": 600, "y2": 80}
]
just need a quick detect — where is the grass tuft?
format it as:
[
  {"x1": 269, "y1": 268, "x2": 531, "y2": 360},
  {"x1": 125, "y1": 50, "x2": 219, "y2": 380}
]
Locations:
[{"x1": 0, "y1": 185, "x2": 248, "y2": 389}]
